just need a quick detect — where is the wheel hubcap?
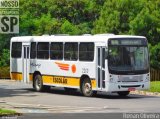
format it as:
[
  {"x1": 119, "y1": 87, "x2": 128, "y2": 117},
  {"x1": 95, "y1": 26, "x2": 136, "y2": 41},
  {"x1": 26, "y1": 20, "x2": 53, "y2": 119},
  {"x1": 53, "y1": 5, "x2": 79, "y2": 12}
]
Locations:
[
  {"x1": 36, "y1": 78, "x2": 41, "y2": 90},
  {"x1": 84, "y1": 83, "x2": 91, "y2": 94}
]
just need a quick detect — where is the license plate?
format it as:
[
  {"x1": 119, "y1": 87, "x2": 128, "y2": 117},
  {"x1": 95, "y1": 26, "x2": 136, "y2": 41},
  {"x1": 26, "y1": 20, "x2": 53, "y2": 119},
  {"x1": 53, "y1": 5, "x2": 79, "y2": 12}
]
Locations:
[{"x1": 128, "y1": 87, "x2": 135, "y2": 91}]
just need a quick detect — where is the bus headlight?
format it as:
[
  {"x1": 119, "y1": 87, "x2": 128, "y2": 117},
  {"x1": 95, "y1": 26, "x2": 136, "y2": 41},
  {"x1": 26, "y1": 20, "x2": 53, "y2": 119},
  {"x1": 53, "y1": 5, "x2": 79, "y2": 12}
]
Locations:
[
  {"x1": 110, "y1": 77, "x2": 114, "y2": 82},
  {"x1": 110, "y1": 77, "x2": 115, "y2": 83}
]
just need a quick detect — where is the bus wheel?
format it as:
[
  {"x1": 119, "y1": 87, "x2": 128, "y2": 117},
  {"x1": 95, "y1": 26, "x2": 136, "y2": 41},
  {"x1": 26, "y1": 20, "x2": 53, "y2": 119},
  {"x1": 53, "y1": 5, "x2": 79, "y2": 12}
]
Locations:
[
  {"x1": 81, "y1": 78, "x2": 96, "y2": 97},
  {"x1": 33, "y1": 74, "x2": 44, "y2": 92},
  {"x1": 117, "y1": 91, "x2": 130, "y2": 97}
]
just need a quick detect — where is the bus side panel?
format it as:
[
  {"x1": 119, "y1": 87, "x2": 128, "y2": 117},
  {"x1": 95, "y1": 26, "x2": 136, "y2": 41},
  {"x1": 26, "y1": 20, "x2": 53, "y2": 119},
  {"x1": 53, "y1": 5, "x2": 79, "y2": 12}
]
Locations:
[
  {"x1": 10, "y1": 58, "x2": 23, "y2": 80},
  {"x1": 30, "y1": 59, "x2": 97, "y2": 89}
]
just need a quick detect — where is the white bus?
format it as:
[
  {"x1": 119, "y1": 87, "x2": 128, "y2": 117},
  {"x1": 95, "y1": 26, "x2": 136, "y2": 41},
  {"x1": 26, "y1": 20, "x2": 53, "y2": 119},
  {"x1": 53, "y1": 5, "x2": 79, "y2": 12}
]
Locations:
[{"x1": 10, "y1": 34, "x2": 150, "y2": 97}]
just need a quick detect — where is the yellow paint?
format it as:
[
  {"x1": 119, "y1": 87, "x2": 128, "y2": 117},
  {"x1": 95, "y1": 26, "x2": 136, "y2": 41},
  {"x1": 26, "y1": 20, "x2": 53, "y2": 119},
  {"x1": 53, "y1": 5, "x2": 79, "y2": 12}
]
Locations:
[
  {"x1": 91, "y1": 80, "x2": 96, "y2": 89},
  {"x1": 42, "y1": 75, "x2": 53, "y2": 84},
  {"x1": 42, "y1": 75, "x2": 96, "y2": 88},
  {"x1": 29, "y1": 74, "x2": 33, "y2": 81},
  {"x1": 10, "y1": 73, "x2": 97, "y2": 89},
  {"x1": 10, "y1": 72, "x2": 22, "y2": 80},
  {"x1": 42, "y1": 75, "x2": 80, "y2": 87}
]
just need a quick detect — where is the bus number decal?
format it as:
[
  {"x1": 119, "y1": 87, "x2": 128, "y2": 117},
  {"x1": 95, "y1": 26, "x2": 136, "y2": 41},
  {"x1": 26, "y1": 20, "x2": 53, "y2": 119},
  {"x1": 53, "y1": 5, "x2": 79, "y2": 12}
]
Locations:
[
  {"x1": 82, "y1": 68, "x2": 89, "y2": 74},
  {"x1": 53, "y1": 77, "x2": 67, "y2": 84}
]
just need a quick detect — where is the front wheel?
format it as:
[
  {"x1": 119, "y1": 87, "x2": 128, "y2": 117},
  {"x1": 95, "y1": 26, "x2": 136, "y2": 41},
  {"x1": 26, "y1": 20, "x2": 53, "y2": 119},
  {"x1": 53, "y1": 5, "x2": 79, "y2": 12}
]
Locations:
[
  {"x1": 81, "y1": 78, "x2": 97, "y2": 97},
  {"x1": 117, "y1": 91, "x2": 130, "y2": 97}
]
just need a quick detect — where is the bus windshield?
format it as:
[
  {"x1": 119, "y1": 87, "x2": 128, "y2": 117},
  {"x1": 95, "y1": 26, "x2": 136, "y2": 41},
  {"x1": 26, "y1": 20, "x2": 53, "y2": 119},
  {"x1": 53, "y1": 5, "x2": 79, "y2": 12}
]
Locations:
[{"x1": 108, "y1": 46, "x2": 149, "y2": 74}]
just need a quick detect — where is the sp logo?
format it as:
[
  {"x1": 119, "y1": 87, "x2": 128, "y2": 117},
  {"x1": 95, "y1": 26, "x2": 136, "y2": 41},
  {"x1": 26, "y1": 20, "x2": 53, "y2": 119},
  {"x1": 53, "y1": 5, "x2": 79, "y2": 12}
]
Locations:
[{"x1": 0, "y1": 15, "x2": 19, "y2": 33}]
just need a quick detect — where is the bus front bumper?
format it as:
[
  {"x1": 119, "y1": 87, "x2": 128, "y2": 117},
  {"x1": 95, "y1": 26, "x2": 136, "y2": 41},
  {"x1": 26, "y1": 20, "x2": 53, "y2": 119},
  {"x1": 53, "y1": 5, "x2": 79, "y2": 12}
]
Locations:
[{"x1": 105, "y1": 81, "x2": 150, "y2": 92}]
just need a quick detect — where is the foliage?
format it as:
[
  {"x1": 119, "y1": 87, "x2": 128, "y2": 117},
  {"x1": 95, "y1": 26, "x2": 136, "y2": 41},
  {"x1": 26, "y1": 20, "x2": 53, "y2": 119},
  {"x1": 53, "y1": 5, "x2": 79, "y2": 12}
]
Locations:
[
  {"x1": 129, "y1": 0, "x2": 160, "y2": 45},
  {"x1": 19, "y1": 0, "x2": 103, "y2": 35},
  {"x1": 93, "y1": 0, "x2": 160, "y2": 45},
  {"x1": 0, "y1": 67, "x2": 10, "y2": 78},
  {"x1": 149, "y1": 43, "x2": 160, "y2": 69},
  {"x1": 0, "y1": 49, "x2": 10, "y2": 67}
]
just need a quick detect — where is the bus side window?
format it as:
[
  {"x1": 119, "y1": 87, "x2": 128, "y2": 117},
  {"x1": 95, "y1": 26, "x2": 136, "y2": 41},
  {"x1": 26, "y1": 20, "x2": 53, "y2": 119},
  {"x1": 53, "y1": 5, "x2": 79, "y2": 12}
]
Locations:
[
  {"x1": 37, "y1": 42, "x2": 49, "y2": 59},
  {"x1": 50, "y1": 42, "x2": 63, "y2": 60},
  {"x1": 79, "y1": 42, "x2": 94, "y2": 61},
  {"x1": 30, "y1": 42, "x2": 36, "y2": 59},
  {"x1": 11, "y1": 42, "x2": 22, "y2": 58},
  {"x1": 64, "y1": 43, "x2": 78, "y2": 61}
]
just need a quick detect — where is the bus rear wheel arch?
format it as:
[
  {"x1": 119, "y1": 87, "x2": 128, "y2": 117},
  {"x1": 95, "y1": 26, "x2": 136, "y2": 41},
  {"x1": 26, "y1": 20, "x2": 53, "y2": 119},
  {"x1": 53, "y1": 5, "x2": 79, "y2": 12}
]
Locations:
[
  {"x1": 33, "y1": 72, "x2": 50, "y2": 92},
  {"x1": 80, "y1": 75, "x2": 97, "y2": 97}
]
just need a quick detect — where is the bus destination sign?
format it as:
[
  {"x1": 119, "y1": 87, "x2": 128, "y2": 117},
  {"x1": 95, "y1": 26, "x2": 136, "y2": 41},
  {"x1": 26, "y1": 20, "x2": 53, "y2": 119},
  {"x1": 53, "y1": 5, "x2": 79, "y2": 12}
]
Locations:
[{"x1": 109, "y1": 38, "x2": 146, "y2": 45}]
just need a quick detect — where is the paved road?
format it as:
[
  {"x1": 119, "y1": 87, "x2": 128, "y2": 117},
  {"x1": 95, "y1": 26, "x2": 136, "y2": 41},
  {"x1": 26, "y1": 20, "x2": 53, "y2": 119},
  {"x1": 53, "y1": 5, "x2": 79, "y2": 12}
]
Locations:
[{"x1": 0, "y1": 80, "x2": 160, "y2": 114}]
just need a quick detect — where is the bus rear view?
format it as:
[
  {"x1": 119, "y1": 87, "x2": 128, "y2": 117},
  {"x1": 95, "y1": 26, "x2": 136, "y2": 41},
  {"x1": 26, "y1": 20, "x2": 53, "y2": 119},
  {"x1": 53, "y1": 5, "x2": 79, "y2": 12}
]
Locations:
[{"x1": 106, "y1": 37, "x2": 150, "y2": 96}]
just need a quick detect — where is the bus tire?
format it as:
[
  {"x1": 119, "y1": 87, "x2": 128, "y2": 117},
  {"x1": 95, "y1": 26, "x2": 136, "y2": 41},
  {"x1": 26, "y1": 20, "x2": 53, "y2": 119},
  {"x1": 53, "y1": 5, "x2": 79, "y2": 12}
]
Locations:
[
  {"x1": 117, "y1": 91, "x2": 130, "y2": 97},
  {"x1": 81, "y1": 78, "x2": 96, "y2": 97},
  {"x1": 33, "y1": 74, "x2": 44, "y2": 92}
]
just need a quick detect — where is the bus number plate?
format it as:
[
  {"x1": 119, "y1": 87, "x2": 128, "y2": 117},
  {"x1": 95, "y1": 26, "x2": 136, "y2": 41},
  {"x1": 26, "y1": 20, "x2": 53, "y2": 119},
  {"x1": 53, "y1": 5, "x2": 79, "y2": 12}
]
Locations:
[{"x1": 128, "y1": 88, "x2": 135, "y2": 91}]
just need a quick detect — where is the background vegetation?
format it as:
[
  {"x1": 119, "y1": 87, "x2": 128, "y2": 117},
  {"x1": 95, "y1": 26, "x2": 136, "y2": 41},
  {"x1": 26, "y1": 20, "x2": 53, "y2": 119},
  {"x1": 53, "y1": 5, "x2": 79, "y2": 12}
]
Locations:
[{"x1": 0, "y1": 0, "x2": 160, "y2": 69}]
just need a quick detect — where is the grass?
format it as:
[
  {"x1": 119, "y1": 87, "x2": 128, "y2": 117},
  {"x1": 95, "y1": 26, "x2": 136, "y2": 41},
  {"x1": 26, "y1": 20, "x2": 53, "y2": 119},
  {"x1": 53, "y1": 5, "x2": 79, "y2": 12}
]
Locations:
[
  {"x1": 149, "y1": 81, "x2": 160, "y2": 93},
  {"x1": 0, "y1": 108, "x2": 17, "y2": 116}
]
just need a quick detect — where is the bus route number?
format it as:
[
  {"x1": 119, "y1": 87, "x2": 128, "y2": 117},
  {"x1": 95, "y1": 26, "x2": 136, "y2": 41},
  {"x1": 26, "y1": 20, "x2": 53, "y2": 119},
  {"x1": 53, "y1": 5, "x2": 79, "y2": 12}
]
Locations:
[{"x1": 82, "y1": 68, "x2": 89, "y2": 74}]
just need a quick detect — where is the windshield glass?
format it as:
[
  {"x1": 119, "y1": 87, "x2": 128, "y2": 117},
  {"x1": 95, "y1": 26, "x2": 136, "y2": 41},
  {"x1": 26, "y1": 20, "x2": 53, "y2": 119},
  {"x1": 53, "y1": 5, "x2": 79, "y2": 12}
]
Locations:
[{"x1": 108, "y1": 46, "x2": 149, "y2": 72}]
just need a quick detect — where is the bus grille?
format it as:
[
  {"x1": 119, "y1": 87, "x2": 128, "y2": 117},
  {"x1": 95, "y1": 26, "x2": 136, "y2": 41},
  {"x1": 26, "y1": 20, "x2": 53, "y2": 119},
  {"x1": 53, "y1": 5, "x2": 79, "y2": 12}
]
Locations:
[{"x1": 118, "y1": 76, "x2": 142, "y2": 82}]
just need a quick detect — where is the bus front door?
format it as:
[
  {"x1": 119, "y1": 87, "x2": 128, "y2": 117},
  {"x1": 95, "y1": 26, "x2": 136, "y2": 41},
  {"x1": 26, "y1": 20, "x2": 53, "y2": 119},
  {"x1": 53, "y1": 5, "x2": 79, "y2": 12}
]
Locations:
[
  {"x1": 22, "y1": 45, "x2": 30, "y2": 83},
  {"x1": 97, "y1": 47, "x2": 106, "y2": 90}
]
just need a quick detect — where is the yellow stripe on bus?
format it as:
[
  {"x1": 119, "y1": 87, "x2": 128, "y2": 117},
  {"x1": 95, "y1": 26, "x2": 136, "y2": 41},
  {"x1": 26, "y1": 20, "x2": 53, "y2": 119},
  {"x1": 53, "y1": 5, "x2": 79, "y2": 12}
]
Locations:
[
  {"x1": 42, "y1": 75, "x2": 79, "y2": 87},
  {"x1": 42, "y1": 75, "x2": 96, "y2": 88},
  {"x1": 91, "y1": 80, "x2": 96, "y2": 89},
  {"x1": 10, "y1": 73, "x2": 97, "y2": 89},
  {"x1": 29, "y1": 74, "x2": 33, "y2": 81},
  {"x1": 11, "y1": 72, "x2": 22, "y2": 80}
]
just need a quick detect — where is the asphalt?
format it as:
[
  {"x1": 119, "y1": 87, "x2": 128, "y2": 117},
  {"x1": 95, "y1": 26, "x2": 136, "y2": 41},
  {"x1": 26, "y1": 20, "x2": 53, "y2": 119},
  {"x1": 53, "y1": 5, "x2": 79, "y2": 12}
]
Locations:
[{"x1": 0, "y1": 79, "x2": 160, "y2": 118}]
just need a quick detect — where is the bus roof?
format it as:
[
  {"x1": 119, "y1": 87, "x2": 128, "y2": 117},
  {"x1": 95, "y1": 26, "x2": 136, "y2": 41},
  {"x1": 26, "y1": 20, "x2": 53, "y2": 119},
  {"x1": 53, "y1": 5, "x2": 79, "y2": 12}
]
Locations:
[{"x1": 11, "y1": 35, "x2": 146, "y2": 43}]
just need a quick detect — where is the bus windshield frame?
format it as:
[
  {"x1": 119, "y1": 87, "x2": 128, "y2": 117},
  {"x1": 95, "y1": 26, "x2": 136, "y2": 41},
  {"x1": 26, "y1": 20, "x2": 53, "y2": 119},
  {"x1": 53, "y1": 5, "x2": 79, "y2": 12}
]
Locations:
[{"x1": 108, "y1": 38, "x2": 149, "y2": 75}]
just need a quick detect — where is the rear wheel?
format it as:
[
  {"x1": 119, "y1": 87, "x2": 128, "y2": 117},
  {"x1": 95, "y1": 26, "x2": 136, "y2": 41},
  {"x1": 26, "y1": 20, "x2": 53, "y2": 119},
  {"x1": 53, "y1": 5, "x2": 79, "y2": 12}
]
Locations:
[
  {"x1": 81, "y1": 78, "x2": 97, "y2": 97},
  {"x1": 117, "y1": 91, "x2": 130, "y2": 97},
  {"x1": 33, "y1": 74, "x2": 50, "y2": 92}
]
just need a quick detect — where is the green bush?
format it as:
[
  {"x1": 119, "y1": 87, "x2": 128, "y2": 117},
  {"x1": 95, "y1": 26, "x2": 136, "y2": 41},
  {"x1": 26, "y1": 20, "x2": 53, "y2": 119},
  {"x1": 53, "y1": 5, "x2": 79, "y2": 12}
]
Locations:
[
  {"x1": 0, "y1": 49, "x2": 10, "y2": 67},
  {"x1": 149, "y1": 43, "x2": 160, "y2": 69},
  {"x1": 0, "y1": 67, "x2": 10, "y2": 79}
]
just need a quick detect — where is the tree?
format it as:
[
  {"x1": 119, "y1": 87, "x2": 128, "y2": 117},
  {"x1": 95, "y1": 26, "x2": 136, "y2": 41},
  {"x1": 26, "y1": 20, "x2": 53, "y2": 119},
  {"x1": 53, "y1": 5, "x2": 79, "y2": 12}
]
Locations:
[
  {"x1": 60, "y1": 20, "x2": 80, "y2": 35},
  {"x1": 129, "y1": 0, "x2": 160, "y2": 45},
  {"x1": 92, "y1": 0, "x2": 160, "y2": 45},
  {"x1": 149, "y1": 43, "x2": 160, "y2": 69},
  {"x1": 92, "y1": 0, "x2": 144, "y2": 34},
  {"x1": 0, "y1": 49, "x2": 10, "y2": 67}
]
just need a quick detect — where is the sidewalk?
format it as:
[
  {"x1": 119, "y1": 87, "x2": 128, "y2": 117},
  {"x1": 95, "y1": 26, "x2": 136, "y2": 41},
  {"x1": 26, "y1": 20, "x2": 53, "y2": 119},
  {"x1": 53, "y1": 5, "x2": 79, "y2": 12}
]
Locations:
[{"x1": 131, "y1": 90, "x2": 160, "y2": 96}]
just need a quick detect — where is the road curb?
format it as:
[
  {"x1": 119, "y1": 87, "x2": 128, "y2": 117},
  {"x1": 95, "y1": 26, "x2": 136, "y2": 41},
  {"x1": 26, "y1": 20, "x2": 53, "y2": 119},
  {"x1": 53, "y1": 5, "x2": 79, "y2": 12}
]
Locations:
[{"x1": 131, "y1": 90, "x2": 160, "y2": 96}]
